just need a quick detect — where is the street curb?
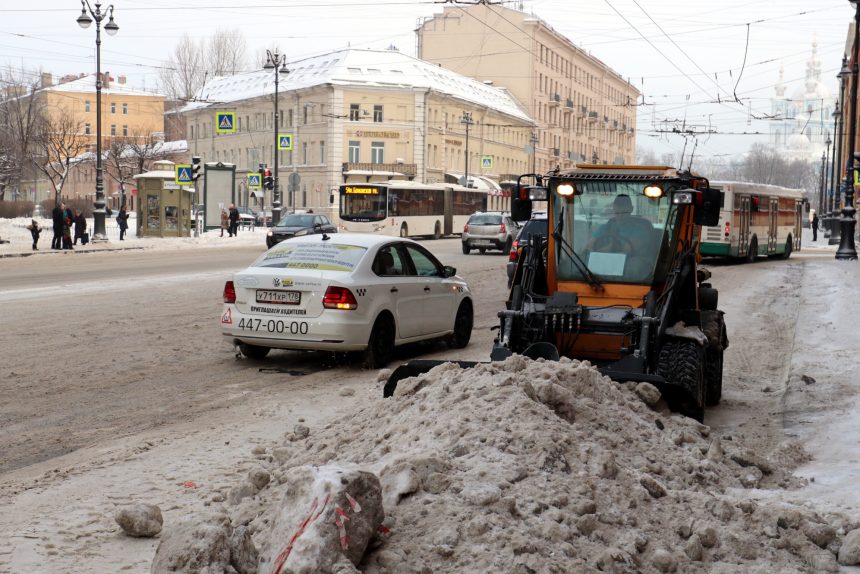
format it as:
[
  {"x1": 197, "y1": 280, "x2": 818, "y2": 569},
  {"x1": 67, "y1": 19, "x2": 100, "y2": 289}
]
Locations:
[{"x1": 0, "y1": 246, "x2": 146, "y2": 259}]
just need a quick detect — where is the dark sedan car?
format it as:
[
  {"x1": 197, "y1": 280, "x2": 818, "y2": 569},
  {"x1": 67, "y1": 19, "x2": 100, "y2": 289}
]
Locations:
[{"x1": 265, "y1": 213, "x2": 337, "y2": 248}]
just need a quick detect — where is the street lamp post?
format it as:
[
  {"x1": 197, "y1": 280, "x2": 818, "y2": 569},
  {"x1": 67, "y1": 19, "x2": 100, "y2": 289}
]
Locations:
[
  {"x1": 831, "y1": 58, "x2": 850, "y2": 240},
  {"x1": 461, "y1": 111, "x2": 474, "y2": 187},
  {"x1": 76, "y1": 0, "x2": 118, "y2": 242},
  {"x1": 820, "y1": 149, "x2": 828, "y2": 216},
  {"x1": 837, "y1": 0, "x2": 860, "y2": 260},
  {"x1": 263, "y1": 50, "x2": 289, "y2": 226}
]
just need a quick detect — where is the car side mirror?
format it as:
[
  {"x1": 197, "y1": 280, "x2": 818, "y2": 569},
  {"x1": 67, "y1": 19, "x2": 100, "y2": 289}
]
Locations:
[
  {"x1": 694, "y1": 188, "x2": 721, "y2": 227},
  {"x1": 442, "y1": 265, "x2": 456, "y2": 278}
]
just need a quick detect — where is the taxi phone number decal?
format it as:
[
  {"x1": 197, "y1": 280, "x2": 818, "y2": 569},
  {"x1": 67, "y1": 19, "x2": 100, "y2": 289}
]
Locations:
[{"x1": 238, "y1": 318, "x2": 309, "y2": 335}]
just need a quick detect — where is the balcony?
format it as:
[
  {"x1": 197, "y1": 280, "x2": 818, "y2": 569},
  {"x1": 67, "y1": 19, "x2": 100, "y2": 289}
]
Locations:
[
  {"x1": 549, "y1": 93, "x2": 561, "y2": 106},
  {"x1": 577, "y1": 105, "x2": 587, "y2": 118},
  {"x1": 565, "y1": 98, "x2": 574, "y2": 109},
  {"x1": 587, "y1": 111, "x2": 598, "y2": 123},
  {"x1": 552, "y1": 148, "x2": 560, "y2": 157},
  {"x1": 612, "y1": 120, "x2": 619, "y2": 130}
]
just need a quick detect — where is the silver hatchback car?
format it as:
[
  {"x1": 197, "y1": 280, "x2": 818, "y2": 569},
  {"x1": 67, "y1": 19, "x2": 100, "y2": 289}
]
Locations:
[{"x1": 461, "y1": 212, "x2": 518, "y2": 254}]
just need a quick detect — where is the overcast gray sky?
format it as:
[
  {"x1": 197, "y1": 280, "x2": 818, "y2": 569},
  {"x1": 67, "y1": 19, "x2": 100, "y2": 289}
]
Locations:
[{"x1": 1, "y1": 0, "x2": 852, "y2": 162}]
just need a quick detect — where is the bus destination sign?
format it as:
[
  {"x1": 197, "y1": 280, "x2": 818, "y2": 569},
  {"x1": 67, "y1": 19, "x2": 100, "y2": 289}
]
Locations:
[{"x1": 344, "y1": 186, "x2": 378, "y2": 195}]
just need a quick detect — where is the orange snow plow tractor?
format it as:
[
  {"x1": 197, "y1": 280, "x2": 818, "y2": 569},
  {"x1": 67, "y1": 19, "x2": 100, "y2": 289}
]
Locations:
[{"x1": 385, "y1": 165, "x2": 728, "y2": 421}]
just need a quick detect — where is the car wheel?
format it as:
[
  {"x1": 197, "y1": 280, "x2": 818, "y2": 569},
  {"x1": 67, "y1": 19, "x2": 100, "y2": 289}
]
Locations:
[
  {"x1": 239, "y1": 343, "x2": 270, "y2": 359},
  {"x1": 400, "y1": 223, "x2": 408, "y2": 238},
  {"x1": 461, "y1": 242, "x2": 471, "y2": 254},
  {"x1": 448, "y1": 300, "x2": 473, "y2": 349},
  {"x1": 502, "y1": 237, "x2": 512, "y2": 253},
  {"x1": 364, "y1": 314, "x2": 395, "y2": 369}
]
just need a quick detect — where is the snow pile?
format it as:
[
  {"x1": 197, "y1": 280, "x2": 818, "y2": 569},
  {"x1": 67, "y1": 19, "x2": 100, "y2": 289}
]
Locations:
[{"x1": 165, "y1": 357, "x2": 857, "y2": 573}]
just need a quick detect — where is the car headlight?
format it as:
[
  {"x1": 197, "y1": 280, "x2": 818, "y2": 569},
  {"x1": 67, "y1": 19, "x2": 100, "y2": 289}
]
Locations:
[
  {"x1": 267, "y1": 231, "x2": 273, "y2": 237},
  {"x1": 294, "y1": 229, "x2": 309, "y2": 236}
]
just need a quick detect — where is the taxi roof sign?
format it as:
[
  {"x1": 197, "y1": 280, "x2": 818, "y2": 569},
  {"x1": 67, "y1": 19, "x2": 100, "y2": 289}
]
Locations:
[
  {"x1": 175, "y1": 164, "x2": 192, "y2": 184},
  {"x1": 216, "y1": 112, "x2": 236, "y2": 133},
  {"x1": 248, "y1": 173, "x2": 262, "y2": 189},
  {"x1": 278, "y1": 134, "x2": 293, "y2": 150}
]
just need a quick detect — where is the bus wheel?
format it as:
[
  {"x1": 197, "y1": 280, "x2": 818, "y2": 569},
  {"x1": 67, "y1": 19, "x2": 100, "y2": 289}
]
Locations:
[
  {"x1": 781, "y1": 236, "x2": 793, "y2": 260},
  {"x1": 745, "y1": 237, "x2": 758, "y2": 263},
  {"x1": 433, "y1": 221, "x2": 442, "y2": 240},
  {"x1": 400, "y1": 223, "x2": 408, "y2": 238}
]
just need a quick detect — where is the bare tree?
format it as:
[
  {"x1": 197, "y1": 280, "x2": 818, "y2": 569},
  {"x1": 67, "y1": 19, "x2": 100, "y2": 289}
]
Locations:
[
  {"x1": 207, "y1": 29, "x2": 248, "y2": 76},
  {"x1": 32, "y1": 111, "x2": 90, "y2": 205},
  {"x1": 0, "y1": 67, "x2": 46, "y2": 201},
  {"x1": 159, "y1": 34, "x2": 205, "y2": 102},
  {"x1": 103, "y1": 132, "x2": 174, "y2": 208}
]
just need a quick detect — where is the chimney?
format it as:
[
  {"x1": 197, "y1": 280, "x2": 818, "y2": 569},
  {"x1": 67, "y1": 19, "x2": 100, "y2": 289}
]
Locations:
[
  {"x1": 118, "y1": 75, "x2": 127, "y2": 85},
  {"x1": 40, "y1": 72, "x2": 53, "y2": 88}
]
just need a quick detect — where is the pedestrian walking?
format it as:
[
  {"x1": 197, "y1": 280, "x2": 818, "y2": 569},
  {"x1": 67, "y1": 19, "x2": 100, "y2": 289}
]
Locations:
[
  {"x1": 73, "y1": 209, "x2": 87, "y2": 245},
  {"x1": 26, "y1": 219, "x2": 41, "y2": 251},
  {"x1": 228, "y1": 203, "x2": 240, "y2": 237},
  {"x1": 812, "y1": 212, "x2": 819, "y2": 242},
  {"x1": 62, "y1": 210, "x2": 73, "y2": 250},
  {"x1": 51, "y1": 203, "x2": 64, "y2": 250},
  {"x1": 220, "y1": 208, "x2": 229, "y2": 237},
  {"x1": 116, "y1": 207, "x2": 130, "y2": 241}
]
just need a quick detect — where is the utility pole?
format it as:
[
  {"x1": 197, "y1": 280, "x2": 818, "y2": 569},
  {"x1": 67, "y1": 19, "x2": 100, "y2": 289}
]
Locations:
[{"x1": 461, "y1": 111, "x2": 474, "y2": 187}]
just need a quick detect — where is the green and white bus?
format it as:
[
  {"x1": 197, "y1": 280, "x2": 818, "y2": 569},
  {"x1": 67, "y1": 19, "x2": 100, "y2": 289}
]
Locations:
[{"x1": 699, "y1": 181, "x2": 804, "y2": 262}]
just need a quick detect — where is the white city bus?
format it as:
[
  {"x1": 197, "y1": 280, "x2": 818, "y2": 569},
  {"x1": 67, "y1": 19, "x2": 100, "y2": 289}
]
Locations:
[
  {"x1": 699, "y1": 181, "x2": 804, "y2": 261},
  {"x1": 338, "y1": 181, "x2": 487, "y2": 238}
]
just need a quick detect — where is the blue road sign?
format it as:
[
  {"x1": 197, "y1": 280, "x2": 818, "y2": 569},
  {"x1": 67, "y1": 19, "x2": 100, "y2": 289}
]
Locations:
[
  {"x1": 175, "y1": 164, "x2": 192, "y2": 184},
  {"x1": 481, "y1": 156, "x2": 493, "y2": 169},
  {"x1": 216, "y1": 112, "x2": 236, "y2": 133},
  {"x1": 248, "y1": 173, "x2": 262, "y2": 189},
  {"x1": 278, "y1": 134, "x2": 293, "y2": 150}
]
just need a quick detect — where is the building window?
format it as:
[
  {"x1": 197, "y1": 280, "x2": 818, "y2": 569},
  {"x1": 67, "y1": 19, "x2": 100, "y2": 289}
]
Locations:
[
  {"x1": 288, "y1": 109, "x2": 293, "y2": 126},
  {"x1": 85, "y1": 100, "x2": 91, "y2": 113},
  {"x1": 122, "y1": 103, "x2": 128, "y2": 115},
  {"x1": 373, "y1": 105, "x2": 383, "y2": 122},
  {"x1": 348, "y1": 140, "x2": 360, "y2": 162},
  {"x1": 319, "y1": 141, "x2": 325, "y2": 164},
  {"x1": 85, "y1": 123, "x2": 91, "y2": 135},
  {"x1": 110, "y1": 124, "x2": 116, "y2": 136},
  {"x1": 190, "y1": 125, "x2": 194, "y2": 139},
  {"x1": 122, "y1": 125, "x2": 128, "y2": 136},
  {"x1": 371, "y1": 141, "x2": 384, "y2": 164},
  {"x1": 110, "y1": 102, "x2": 116, "y2": 114},
  {"x1": 303, "y1": 106, "x2": 308, "y2": 125},
  {"x1": 349, "y1": 104, "x2": 360, "y2": 121},
  {"x1": 302, "y1": 142, "x2": 308, "y2": 164}
]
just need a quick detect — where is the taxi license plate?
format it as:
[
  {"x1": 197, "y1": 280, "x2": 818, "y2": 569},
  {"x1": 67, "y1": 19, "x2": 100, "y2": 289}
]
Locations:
[{"x1": 256, "y1": 289, "x2": 301, "y2": 305}]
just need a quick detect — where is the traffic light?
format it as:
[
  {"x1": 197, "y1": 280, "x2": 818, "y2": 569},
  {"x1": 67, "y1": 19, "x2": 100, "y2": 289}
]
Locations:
[
  {"x1": 191, "y1": 156, "x2": 202, "y2": 181},
  {"x1": 264, "y1": 169, "x2": 274, "y2": 190}
]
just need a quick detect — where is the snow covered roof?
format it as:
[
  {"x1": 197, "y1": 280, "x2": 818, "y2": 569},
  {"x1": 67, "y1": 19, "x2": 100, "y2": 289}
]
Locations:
[
  {"x1": 184, "y1": 48, "x2": 532, "y2": 124},
  {"x1": 44, "y1": 74, "x2": 163, "y2": 98}
]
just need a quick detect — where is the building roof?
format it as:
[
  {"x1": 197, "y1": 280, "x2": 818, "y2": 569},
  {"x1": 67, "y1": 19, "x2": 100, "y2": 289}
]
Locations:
[
  {"x1": 44, "y1": 74, "x2": 163, "y2": 98},
  {"x1": 183, "y1": 48, "x2": 533, "y2": 124}
]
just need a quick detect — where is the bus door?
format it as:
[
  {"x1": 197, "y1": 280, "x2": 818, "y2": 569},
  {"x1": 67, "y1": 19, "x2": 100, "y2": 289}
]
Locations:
[
  {"x1": 794, "y1": 201, "x2": 803, "y2": 250},
  {"x1": 738, "y1": 195, "x2": 751, "y2": 256},
  {"x1": 443, "y1": 186, "x2": 454, "y2": 236},
  {"x1": 768, "y1": 197, "x2": 779, "y2": 254}
]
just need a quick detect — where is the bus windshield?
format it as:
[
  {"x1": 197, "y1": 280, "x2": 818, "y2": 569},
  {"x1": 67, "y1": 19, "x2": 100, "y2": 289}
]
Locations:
[
  {"x1": 340, "y1": 185, "x2": 387, "y2": 222},
  {"x1": 553, "y1": 180, "x2": 679, "y2": 284}
]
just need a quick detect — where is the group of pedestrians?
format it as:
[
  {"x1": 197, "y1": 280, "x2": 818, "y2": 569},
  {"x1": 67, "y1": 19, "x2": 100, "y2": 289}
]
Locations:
[
  {"x1": 49, "y1": 203, "x2": 83, "y2": 250},
  {"x1": 220, "y1": 203, "x2": 240, "y2": 237}
]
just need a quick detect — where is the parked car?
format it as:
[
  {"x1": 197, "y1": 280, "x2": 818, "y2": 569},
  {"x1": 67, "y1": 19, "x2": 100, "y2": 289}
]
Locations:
[
  {"x1": 461, "y1": 212, "x2": 519, "y2": 254},
  {"x1": 265, "y1": 213, "x2": 337, "y2": 248},
  {"x1": 506, "y1": 212, "x2": 548, "y2": 286},
  {"x1": 235, "y1": 206, "x2": 257, "y2": 228},
  {"x1": 221, "y1": 233, "x2": 473, "y2": 368},
  {"x1": 256, "y1": 210, "x2": 272, "y2": 226}
]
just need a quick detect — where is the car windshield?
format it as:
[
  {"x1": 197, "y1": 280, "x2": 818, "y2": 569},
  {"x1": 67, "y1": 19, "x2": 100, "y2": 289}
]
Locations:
[
  {"x1": 276, "y1": 215, "x2": 315, "y2": 228},
  {"x1": 253, "y1": 241, "x2": 366, "y2": 272},
  {"x1": 468, "y1": 214, "x2": 502, "y2": 225},
  {"x1": 518, "y1": 219, "x2": 547, "y2": 241},
  {"x1": 552, "y1": 181, "x2": 679, "y2": 284}
]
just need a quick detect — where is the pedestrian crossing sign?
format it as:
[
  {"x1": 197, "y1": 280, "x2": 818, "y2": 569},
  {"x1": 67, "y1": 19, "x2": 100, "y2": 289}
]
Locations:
[
  {"x1": 248, "y1": 173, "x2": 261, "y2": 189},
  {"x1": 278, "y1": 134, "x2": 293, "y2": 150},
  {"x1": 175, "y1": 164, "x2": 192, "y2": 184},
  {"x1": 215, "y1": 112, "x2": 236, "y2": 133},
  {"x1": 481, "y1": 156, "x2": 493, "y2": 169}
]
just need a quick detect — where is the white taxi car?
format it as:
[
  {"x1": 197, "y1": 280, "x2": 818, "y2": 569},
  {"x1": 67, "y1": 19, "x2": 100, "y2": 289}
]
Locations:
[{"x1": 221, "y1": 233, "x2": 473, "y2": 368}]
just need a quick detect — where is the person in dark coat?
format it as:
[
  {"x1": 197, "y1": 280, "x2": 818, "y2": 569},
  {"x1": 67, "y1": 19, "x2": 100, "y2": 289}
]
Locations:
[
  {"x1": 116, "y1": 207, "x2": 130, "y2": 241},
  {"x1": 62, "y1": 205, "x2": 74, "y2": 250},
  {"x1": 73, "y1": 209, "x2": 87, "y2": 245},
  {"x1": 26, "y1": 219, "x2": 41, "y2": 251},
  {"x1": 51, "y1": 203, "x2": 64, "y2": 249},
  {"x1": 812, "y1": 212, "x2": 819, "y2": 242},
  {"x1": 228, "y1": 203, "x2": 240, "y2": 237}
]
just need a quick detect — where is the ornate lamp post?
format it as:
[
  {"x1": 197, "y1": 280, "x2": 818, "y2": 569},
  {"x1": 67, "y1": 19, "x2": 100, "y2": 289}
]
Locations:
[
  {"x1": 830, "y1": 58, "x2": 850, "y2": 241},
  {"x1": 837, "y1": 1, "x2": 860, "y2": 260},
  {"x1": 263, "y1": 50, "x2": 289, "y2": 226},
  {"x1": 76, "y1": 1, "x2": 118, "y2": 242}
]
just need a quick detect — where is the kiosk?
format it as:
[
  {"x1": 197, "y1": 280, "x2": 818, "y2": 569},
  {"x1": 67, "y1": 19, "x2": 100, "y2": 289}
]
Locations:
[{"x1": 133, "y1": 160, "x2": 195, "y2": 238}]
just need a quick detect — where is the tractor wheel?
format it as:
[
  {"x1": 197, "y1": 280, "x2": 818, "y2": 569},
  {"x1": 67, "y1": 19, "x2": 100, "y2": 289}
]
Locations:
[
  {"x1": 704, "y1": 347, "x2": 724, "y2": 406},
  {"x1": 239, "y1": 343, "x2": 270, "y2": 359},
  {"x1": 657, "y1": 339, "x2": 705, "y2": 421},
  {"x1": 448, "y1": 300, "x2": 473, "y2": 348},
  {"x1": 364, "y1": 314, "x2": 395, "y2": 369},
  {"x1": 745, "y1": 237, "x2": 758, "y2": 263}
]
